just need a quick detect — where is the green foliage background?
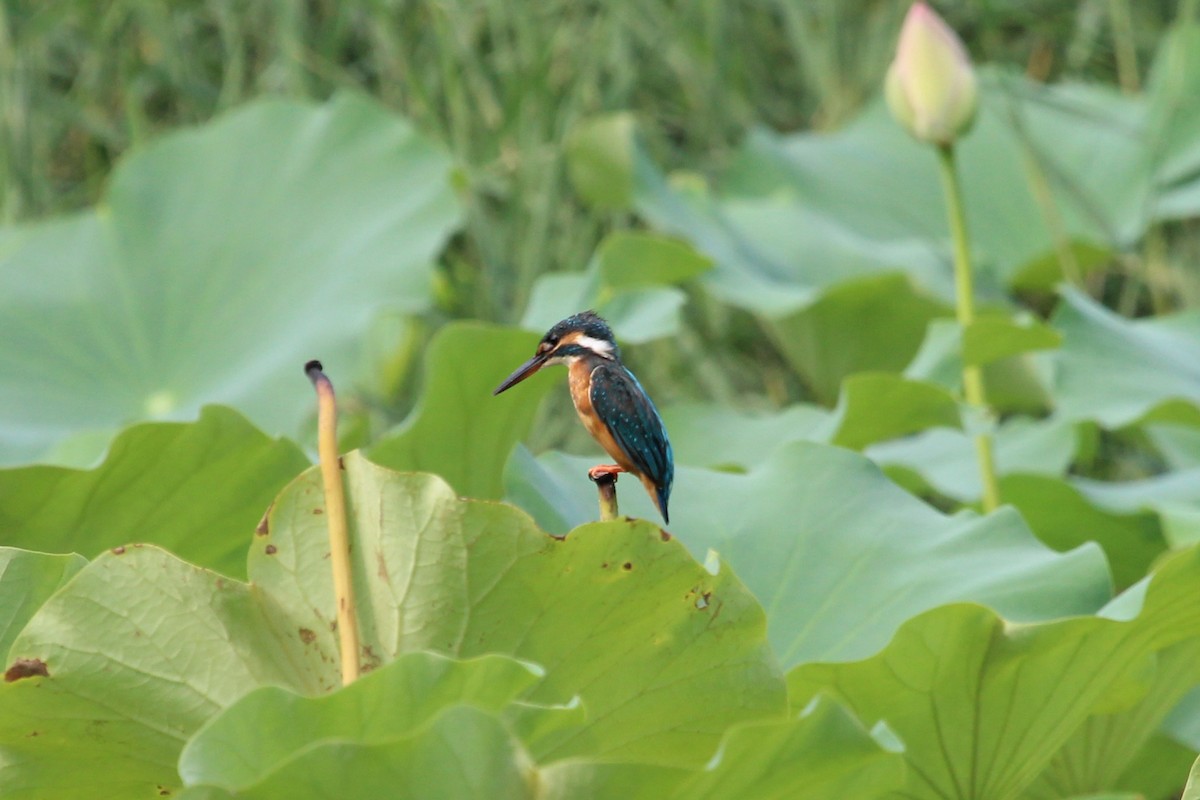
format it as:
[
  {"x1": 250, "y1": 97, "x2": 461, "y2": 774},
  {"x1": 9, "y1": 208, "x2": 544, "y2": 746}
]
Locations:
[{"x1": 4, "y1": 0, "x2": 1200, "y2": 797}]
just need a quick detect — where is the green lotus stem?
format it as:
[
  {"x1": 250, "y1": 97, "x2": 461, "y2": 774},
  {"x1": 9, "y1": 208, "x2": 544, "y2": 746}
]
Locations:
[
  {"x1": 1107, "y1": 0, "x2": 1140, "y2": 94},
  {"x1": 935, "y1": 145, "x2": 1001, "y2": 513},
  {"x1": 591, "y1": 471, "x2": 619, "y2": 522},
  {"x1": 305, "y1": 360, "x2": 361, "y2": 685}
]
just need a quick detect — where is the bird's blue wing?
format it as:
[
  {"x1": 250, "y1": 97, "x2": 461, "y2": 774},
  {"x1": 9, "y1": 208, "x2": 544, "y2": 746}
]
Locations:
[{"x1": 589, "y1": 363, "x2": 674, "y2": 505}]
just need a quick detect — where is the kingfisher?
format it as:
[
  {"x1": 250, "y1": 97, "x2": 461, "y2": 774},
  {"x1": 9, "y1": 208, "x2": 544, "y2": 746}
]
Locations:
[{"x1": 493, "y1": 311, "x2": 674, "y2": 523}]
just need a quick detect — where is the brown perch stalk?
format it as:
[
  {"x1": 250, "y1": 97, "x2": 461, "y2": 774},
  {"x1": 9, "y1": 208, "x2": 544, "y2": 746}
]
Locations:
[
  {"x1": 590, "y1": 470, "x2": 619, "y2": 522},
  {"x1": 305, "y1": 360, "x2": 361, "y2": 685}
]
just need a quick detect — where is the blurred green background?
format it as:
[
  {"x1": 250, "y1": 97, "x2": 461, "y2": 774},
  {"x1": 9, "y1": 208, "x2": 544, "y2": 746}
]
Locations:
[
  {"x1": 1, "y1": 0, "x2": 1197, "y2": 466},
  {"x1": 1, "y1": 0, "x2": 1189, "y2": 417}
]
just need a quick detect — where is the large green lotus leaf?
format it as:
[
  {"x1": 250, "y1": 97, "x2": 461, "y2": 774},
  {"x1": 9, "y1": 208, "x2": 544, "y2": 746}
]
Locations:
[
  {"x1": 1188, "y1": 755, "x2": 1200, "y2": 800},
  {"x1": 999, "y1": 474, "x2": 1165, "y2": 590},
  {"x1": 788, "y1": 545, "x2": 1200, "y2": 800},
  {"x1": 962, "y1": 317, "x2": 1062, "y2": 367},
  {"x1": 177, "y1": 706, "x2": 532, "y2": 800},
  {"x1": 866, "y1": 417, "x2": 1076, "y2": 503},
  {"x1": 1145, "y1": 422, "x2": 1200, "y2": 470},
  {"x1": 1162, "y1": 646, "x2": 1200, "y2": 756},
  {"x1": 763, "y1": 275, "x2": 951, "y2": 405},
  {"x1": 1147, "y1": 23, "x2": 1200, "y2": 218},
  {"x1": 721, "y1": 78, "x2": 1146, "y2": 286},
  {"x1": 537, "y1": 763, "x2": 686, "y2": 800},
  {"x1": 629, "y1": 126, "x2": 955, "y2": 315},
  {"x1": 589, "y1": 99, "x2": 952, "y2": 393},
  {"x1": 596, "y1": 232, "x2": 713, "y2": 291},
  {"x1": 904, "y1": 318, "x2": 1056, "y2": 416},
  {"x1": 0, "y1": 546, "x2": 324, "y2": 799},
  {"x1": 253, "y1": 453, "x2": 784, "y2": 764},
  {"x1": 506, "y1": 442, "x2": 1111, "y2": 666},
  {"x1": 1111, "y1": 734, "x2": 1197, "y2": 800},
  {"x1": 664, "y1": 395, "x2": 1068, "y2": 491},
  {"x1": 0, "y1": 454, "x2": 783, "y2": 797},
  {"x1": 1052, "y1": 287, "x2": 1200, "y2": 427},
  {"x1": 670, "y1": 696, "x2": 904, "y2": 799},
  {"x1": 0, "y1": 406, "x2": 307, "y2": 578},
  {"x1": 1071, "y1": 469, "x2": 1200, "y2": 548},
  {"x1": 0, "y1": 92, "x2": 461, "y2": 464},
  {"x1": 539, "y1": 696, "x2": 905, "y2": 799},
  {"x1": 1008, "y1": 243, "x2": 1113, "y2": 294},
  {"x1": 663, "y1": 374, "x2": 962, "y2": 470},
  {"x1": 366, "y1": 324, "x2": 554, "y2": 500},
  {"x1": 183, "y1": 656, "x2": 902, "y2": 800},
  {"x1": 1025, "y1": 638, "x2": 1200, "y2": 799},
  {"x1": 179, "y1": 651, "x2": 555, "y2": 792},
  {"x1": 661, "y1": 403, "x2": 834, "y2": 469},
  {"x1": 521, "y1": 232, "x2": 711, "y2": 344},
  {"x1": 829, "y1": 373, "x2": 961, "y2": 451},
  {"x1": 0, "y1": 549, "x2": 86, "y2": 661},
  {"x1": 628, "y1": 72, "x2": 1154, "y2": 317},
  {"x1": 503, "y1": 446, "x2": 593, "y2": 536}
]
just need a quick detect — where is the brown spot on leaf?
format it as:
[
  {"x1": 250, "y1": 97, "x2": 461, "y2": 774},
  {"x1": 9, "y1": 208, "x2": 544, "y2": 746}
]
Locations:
[
  {"x1": 622, "y1": 562, "x2": 633, "y2": 571},
  {"x1": 265, "y1": 544, "x2": 278, "y2": 555},
  {"x1": 111, "y1": 546, "x2": 126, "y2": 555},
  {"x1": 601, "y1": 562, "x2": 609, "y2": 569},
  {"x1": 27, "y1": 731, "x2": 38, "y2": 737},
  {"x1": 298, "y1": 628, "x2": 316, "y2": 644},
  {"x1": 659, "y1": 529, "x2": 672, "y2": 541},
  {"x1": 337, "y1": 456, "x2": 345, "y2": 470},
  {"x1": 255, "y1": 507, "x2": 271, "y2": 535},
  {"x1": 313, "y1": 508, "x2": 324, "y2": 515},
  {"x1": 5, "y1": 658, "x2": 49, "y2": 682},
  {"x1": 362, "y1": 644, "x2": 382, "y2": 671},
  {"x1": 157, "y1": 786, "x2": 172, "y2": 796}
]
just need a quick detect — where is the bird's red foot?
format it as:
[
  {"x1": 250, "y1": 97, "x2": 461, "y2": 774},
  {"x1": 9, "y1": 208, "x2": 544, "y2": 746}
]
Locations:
[{"x1": 588, "y1": 464, "x2": 625, "y2": 481}]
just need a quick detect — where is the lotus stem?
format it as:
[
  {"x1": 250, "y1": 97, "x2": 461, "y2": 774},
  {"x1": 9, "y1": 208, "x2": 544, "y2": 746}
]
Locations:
[
  {"x1": 591, "y1": 471, "x2": 619, "y2": 522},
  {"x1": 1107, "y1": 0, "x2": 1140, "y2": 94},
  {"x1": 305, "y1": 360, "x2": 361, "y2": 685},
  {"x1": 935, "y1": 145, "x2": 1001, "y2": 513}
]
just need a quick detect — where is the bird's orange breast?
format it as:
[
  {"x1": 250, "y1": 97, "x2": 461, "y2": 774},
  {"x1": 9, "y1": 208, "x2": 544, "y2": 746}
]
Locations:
[{"x1": 568, "y1": 360, "x2": 639, "y2": 475}]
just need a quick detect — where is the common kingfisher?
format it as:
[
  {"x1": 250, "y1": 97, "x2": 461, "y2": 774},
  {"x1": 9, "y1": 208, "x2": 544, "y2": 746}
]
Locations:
[{"x1": 493, "y1": 311, "x2": 674, "y2": 523}]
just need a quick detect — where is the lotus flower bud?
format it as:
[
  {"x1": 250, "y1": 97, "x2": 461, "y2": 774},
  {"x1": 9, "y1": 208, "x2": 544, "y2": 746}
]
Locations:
[{"x1": 885, "y1": 2, "x2": 978, "y2": 146}]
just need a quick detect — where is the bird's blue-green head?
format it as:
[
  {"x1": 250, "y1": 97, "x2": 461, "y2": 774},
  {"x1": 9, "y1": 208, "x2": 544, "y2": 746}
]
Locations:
[{"x1": 493, "y1": 311, "x2": 619, "y2": 395}]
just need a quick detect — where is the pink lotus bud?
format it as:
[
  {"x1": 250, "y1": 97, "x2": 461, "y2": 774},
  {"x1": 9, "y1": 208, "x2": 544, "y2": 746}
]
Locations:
[{"x1": 885, "y1": 3, "x2": 978, "y2": 145}]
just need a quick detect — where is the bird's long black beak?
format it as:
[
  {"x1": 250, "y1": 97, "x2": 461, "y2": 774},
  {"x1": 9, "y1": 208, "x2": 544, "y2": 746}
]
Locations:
[{"x1": 493, "y1": 353, "x2": 549, "y2": 395}]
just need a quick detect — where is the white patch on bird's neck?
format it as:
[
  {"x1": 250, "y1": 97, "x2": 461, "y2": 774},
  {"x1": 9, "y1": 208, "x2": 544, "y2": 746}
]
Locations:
[{"x1": 575, "y1": 334, "x2": 616, "y2": 359}]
